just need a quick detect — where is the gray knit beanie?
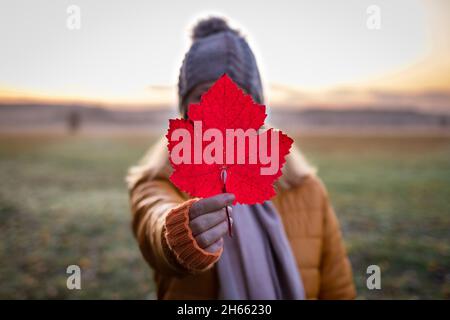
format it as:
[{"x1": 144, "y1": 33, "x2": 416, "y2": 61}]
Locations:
[{"x1": 178, "y1": 17, "x2": 264, "y2": 117}]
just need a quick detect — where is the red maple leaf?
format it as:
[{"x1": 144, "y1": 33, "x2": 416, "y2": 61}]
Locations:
[{"x1": 166, "y1": 74, "x2": 293, "y2": 205}]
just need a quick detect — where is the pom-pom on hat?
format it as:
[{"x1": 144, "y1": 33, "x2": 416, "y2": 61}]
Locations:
[{"x1": 178, "y1": 17, "x2": 264, "y2": 117}]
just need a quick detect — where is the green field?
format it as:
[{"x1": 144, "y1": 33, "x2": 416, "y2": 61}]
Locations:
[{"x1": 0, "y1": 133, "x2": 449, "y2": 299}]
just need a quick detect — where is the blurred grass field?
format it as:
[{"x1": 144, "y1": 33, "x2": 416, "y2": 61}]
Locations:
[{"x1": 0, "y1": 133, "x2": 449, "y2": 299}]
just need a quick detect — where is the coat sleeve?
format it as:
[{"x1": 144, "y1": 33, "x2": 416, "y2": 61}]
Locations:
[
  {"x1": 129, "y1": 174, "x2": 188, "y2": 276},
  {"x1": 318, "y1": 184, "x2": 357, "y2": 299},
  {"x1": 129, "y1": 170, "x2": 221, "y2": 277}
]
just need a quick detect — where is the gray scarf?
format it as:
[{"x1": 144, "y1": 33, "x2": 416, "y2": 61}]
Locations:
[{"x1": 216, "y1": 201, "x2": 305, "y2": 300}]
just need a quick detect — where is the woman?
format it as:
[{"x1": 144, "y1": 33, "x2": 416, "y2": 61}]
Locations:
[{"x1": 127, "y1": 17, "x2": 355, "y2": 300}]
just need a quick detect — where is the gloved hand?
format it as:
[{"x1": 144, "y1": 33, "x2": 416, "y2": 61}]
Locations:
[{"x1": 189, "y1": 193, "x2": 235, "y2": 253}]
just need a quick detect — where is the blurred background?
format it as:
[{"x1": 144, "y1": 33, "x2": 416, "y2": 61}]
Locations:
[{"x1": 0, "y1": 0, "x2": 449, "y2": 299}]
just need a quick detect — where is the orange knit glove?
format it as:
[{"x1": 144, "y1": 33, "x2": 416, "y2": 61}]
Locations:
[{"x1": 164, "y1": 199, "x2": 223, "y2": 272}]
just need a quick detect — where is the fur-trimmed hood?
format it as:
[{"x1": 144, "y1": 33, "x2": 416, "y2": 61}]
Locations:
[{"x1": 127, "y1": 136, "x2": 316, "y2": 193}]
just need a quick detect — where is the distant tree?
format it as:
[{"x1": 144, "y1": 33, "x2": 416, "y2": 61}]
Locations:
[
  {"x1": 67, "y1": 110, "x2": 81, "y2": 134},
  {"x1": 439, "y1": 115, "x2": 448, "y2": 128}
]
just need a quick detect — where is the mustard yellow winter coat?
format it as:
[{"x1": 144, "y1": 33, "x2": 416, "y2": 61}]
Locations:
[{"x1": 127, "y1": 138, "x2": 356, "y2": 299}]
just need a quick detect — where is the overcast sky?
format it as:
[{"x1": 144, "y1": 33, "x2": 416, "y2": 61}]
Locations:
[{"x1": 0, "y1": 0, "x2": 449, "y2": 110}]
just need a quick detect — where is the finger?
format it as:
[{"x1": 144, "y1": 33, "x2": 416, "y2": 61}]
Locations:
[
  {"x1": 190, "y1": 207, "x2": 231, "y2": 236},
  {"x1": 190, "y1": 193, "x2": 235, "y2": 219},
  {"x1": 195, "y1": 220, "x2": 228, "y2": 249},
  {"x1": 204, "y1": 238, "x2": 224, "y2": 254}
]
